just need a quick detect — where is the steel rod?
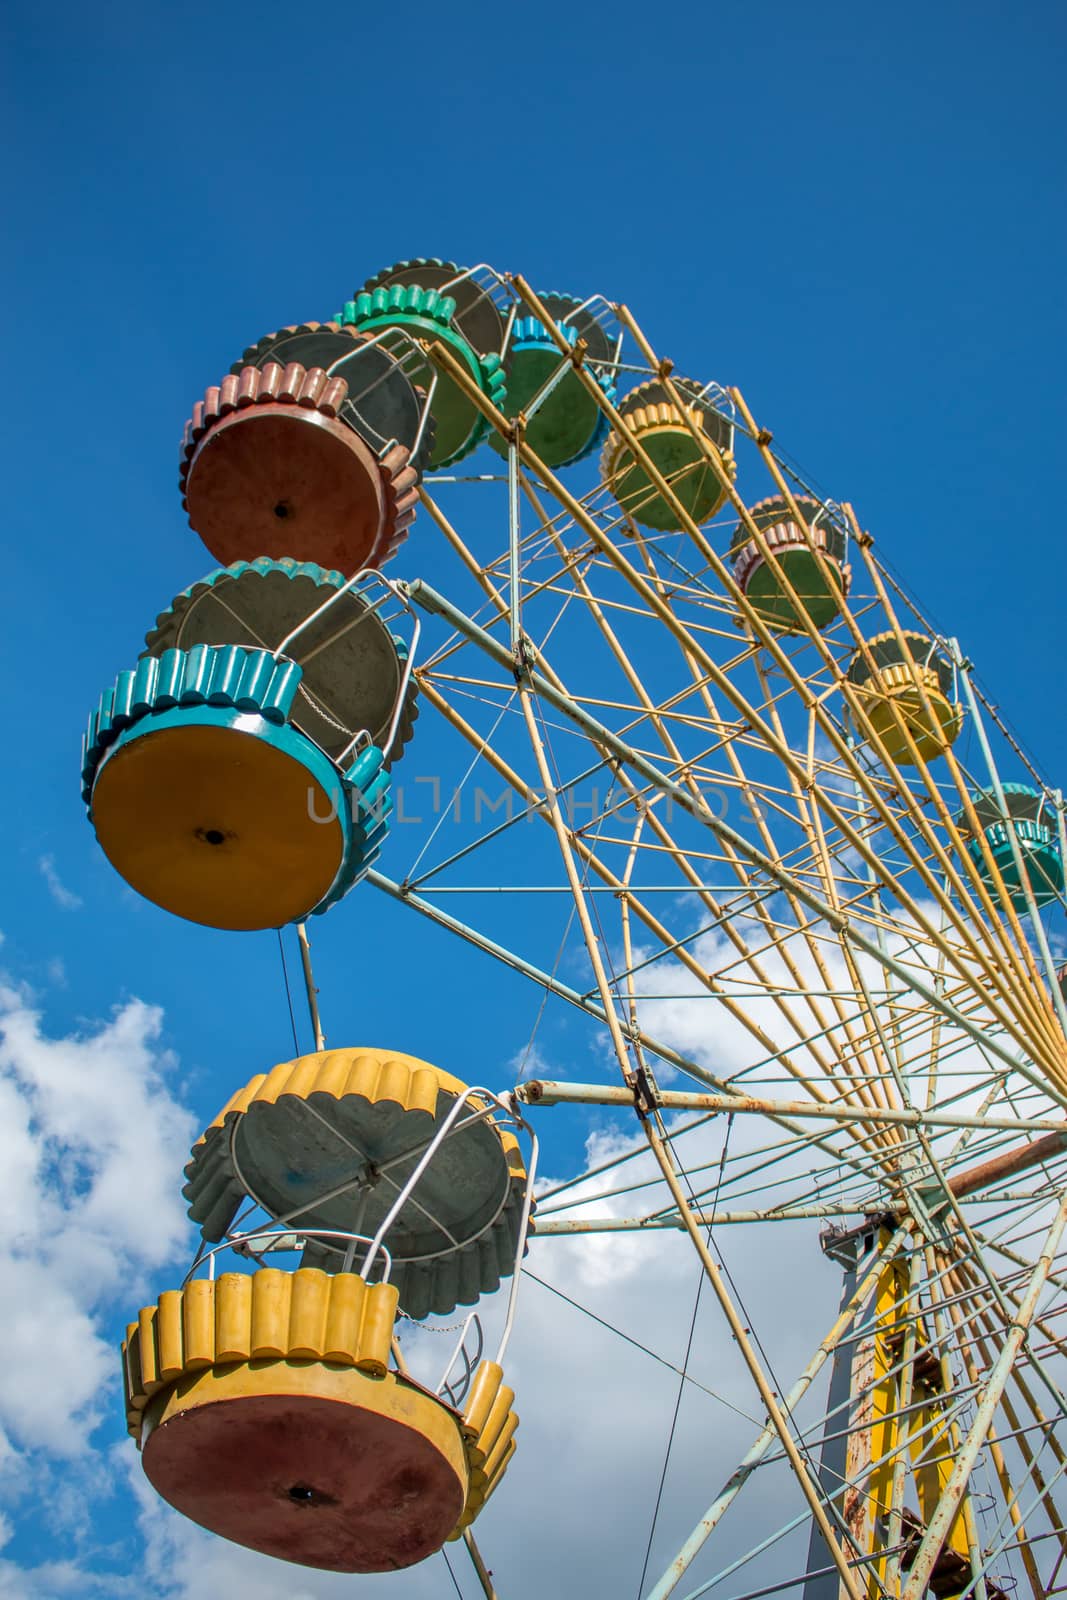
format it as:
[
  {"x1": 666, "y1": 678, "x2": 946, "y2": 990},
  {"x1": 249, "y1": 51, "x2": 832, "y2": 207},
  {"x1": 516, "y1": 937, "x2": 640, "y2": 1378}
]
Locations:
[
  {"x1": 295, "y1": 922, "x2": 325, "y2": 1052},
  {"x1": 464, "y1": 1528, "x2": 501, "y2": 1600},
  {"x1": 517, "y1": 1078, "x2": 1067, "y2": 1137},
  {"x1": 533, "y1": 1207, "x2": 863, "y2": 1233}
]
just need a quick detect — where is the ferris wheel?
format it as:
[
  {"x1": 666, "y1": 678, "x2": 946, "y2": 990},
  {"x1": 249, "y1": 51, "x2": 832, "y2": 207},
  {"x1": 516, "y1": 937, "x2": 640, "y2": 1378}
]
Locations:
[{"x1": 83, "y1": 258, "x2": 1067, "y2": 1599}]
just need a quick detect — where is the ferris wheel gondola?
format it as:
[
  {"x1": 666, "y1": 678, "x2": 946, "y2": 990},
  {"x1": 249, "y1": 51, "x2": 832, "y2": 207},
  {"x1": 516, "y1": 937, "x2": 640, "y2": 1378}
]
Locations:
[
  {"x1": 181, "y1": 335, "x2": 424, "y2": 573},
  {"x1": 182, "y1": 1048, "x2": 532, "y2": 1320},
  {"x1": 122, "y1": 1047, "x2": 534, "y2": 1572},
  {"x1": 846, "y1": 628, "x2": 962, "y2": 763},
  {"x1": 81, "y1": 644, "x2": 390, "y2": 930},
  {"x1": 360, "y1": 257, "x2": 508, "y2": 360},
  {"x1": 731, "y1": 492, "x2": 850, "y2": 631},
  {"x1": 956, "y1": 782, "x2": 1065, "y2": 910},
  {"x1": 601, "y1": 376, "x2": 736, "y2": 529},
  {"x1": 142, "y1": 557, "x2": 419, "y2": 767},
  {"x1": 489, "y1": 292, "x2": 617, "y2": 468},
  {"x1": 337, "y1": 284, "x2": 506, "y2": 470}
]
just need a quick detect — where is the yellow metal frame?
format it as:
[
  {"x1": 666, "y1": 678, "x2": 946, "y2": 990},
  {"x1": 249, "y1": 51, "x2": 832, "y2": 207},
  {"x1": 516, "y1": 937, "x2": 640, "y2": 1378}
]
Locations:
[{"x1": 844, "y1": 1236, "x2": 971, "y2": 1599}]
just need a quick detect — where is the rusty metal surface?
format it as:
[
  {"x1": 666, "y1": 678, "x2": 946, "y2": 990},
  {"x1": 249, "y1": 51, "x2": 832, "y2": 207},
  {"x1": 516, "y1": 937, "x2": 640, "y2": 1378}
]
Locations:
[
  {"x1": 180, "y1": 364, "x2": 419, "y2": 572},
  {"x1": 181, "y1": 360, "x2": 350, "y2": 489},
  {"x1": 142, "y1": 1386, "x2": 466, "y2": 1572},
  {"x1": 948, "y1": 1126, "x2": 1067, "y2": 1200}
]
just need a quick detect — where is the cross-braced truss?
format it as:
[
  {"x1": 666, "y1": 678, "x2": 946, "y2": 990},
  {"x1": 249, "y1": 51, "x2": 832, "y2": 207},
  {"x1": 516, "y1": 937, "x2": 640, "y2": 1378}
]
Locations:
[{"x1": 302, "y1": 275, "x2": 1067, "y2": 1600}]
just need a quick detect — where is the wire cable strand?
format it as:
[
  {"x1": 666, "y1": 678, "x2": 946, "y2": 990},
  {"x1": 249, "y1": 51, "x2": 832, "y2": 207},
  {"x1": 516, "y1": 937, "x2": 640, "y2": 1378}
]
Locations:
[
  {"x1": 276, "y1": 928, "x2": 301, "y2": 1055},
  {"x1": 442, "y1": 1546, "x2": 466, "y2": 1596}
]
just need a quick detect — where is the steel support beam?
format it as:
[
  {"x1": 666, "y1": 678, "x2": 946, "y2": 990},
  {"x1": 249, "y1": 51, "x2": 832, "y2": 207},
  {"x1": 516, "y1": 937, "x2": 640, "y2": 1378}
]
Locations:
[
  {"x1": 517, "y1": 1077, "x2": 1067, "y2": 1139},
  {"x1": 400, "y1": 574, "x2": 1067, "y2": 1107}
]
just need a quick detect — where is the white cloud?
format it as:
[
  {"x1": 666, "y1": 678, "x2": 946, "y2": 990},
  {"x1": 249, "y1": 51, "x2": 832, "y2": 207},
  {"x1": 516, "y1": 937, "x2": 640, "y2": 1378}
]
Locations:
[
  {"x1": 507, "y1": 1039, "x2": 563, "y2": 1080},
  {"x1": 37, "y1": 857, "x2": 83, "y2": 913},
  {"x1": 0, "y1": 983, "x2": 196, "y2": 1457}
]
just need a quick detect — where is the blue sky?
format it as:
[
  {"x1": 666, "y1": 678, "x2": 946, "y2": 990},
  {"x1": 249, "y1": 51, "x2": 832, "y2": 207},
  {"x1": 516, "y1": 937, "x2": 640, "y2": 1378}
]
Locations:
[{"x1": 2, "y1": 0, "x2": 1066, "y2": 1595}]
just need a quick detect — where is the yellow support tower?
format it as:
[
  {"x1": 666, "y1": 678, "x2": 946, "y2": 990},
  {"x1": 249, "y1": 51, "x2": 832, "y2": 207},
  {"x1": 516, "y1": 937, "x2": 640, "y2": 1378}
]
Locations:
[{"x1": 808, "y1": 1227, "x2": 994, "y2": 1600}]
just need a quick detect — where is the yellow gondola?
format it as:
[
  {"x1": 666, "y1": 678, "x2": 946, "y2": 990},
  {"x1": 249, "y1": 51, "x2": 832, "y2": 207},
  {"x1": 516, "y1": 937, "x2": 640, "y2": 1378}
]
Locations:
[
  {"x1": 602, "y1": 378, "x2": 735, "y2": 531},
  {"x1": 122, "y1": 1270, "x2": 517, "y2": 1572},
  {"x1": 847, "y1": 631, "x2": 962, "y2": 763},
  {"x1": 183, "y1": 1048, "x2": 530, "y2": 1320}
]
